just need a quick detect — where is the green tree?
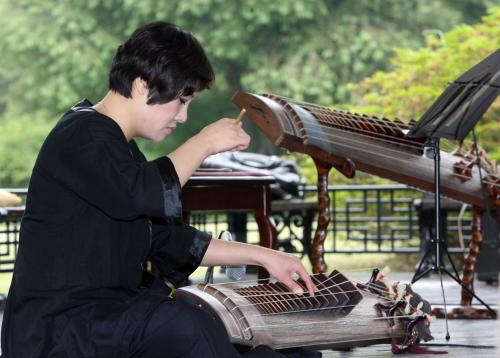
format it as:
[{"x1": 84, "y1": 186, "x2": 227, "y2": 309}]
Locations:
[
  {"x1": 0, "y1": 0, "x2": 495, "y2": 187},
  {"x1": 348, "y1": 7, "x2": 500, "y2": 159},
  {"x1": 297, "y1": 7, "x2": 500, "y2": 184},
  {"x1": 1, "y1": 0, "x2": 492, "y2": 120},
  {"x1": 243, "y1": 0, "x2": 494, "y2": 104},
  {"x1": 0, "y1": 112, "x2": 53, "y2": 187}
]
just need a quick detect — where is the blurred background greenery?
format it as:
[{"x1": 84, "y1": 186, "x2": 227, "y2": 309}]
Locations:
[{"x1": 0, "y1": 0, "x2": 498, "y2": 188}]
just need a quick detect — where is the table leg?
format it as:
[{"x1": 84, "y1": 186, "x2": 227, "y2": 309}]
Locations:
[{"x1": 254, "y1": 186, "x2": 277, "y2": 280}]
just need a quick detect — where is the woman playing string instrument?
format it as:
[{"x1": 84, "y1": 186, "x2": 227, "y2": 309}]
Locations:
[{"x1": 1, "y1": 22, "x2": 316, "y2": 358}]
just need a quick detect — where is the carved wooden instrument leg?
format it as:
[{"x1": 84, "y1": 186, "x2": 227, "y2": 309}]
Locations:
[
  {"x1": 460, "y1": 206, "x2": 483, "y2": 306},
  {"x1": 311, "y1": 158, "x2": 333, "y2": 273}
]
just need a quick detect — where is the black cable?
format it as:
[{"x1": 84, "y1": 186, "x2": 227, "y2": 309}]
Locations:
[
  {"x1": 204, "y1": 266, "x2": 214, "y2": 284},
  {"x1": 418, "y1": 343, "x2": 495, "y2": 349}
]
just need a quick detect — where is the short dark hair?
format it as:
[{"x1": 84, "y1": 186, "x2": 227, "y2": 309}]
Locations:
[{"x1": 109, "y1": 21, "x2": 215, "y2": 104}]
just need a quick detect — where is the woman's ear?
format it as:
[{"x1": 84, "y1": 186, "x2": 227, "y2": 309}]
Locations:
[{"x1": 132, "y1": 77, "x2": 149, "y2": 97}]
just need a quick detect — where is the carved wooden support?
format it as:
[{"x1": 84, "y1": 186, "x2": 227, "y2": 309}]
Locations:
[
  {"x1": 311, "y1": 158, "x2": 333, "y2": 273},
  {"x1": 460, "y1": 206, "x2": 483, "y2": 306}
]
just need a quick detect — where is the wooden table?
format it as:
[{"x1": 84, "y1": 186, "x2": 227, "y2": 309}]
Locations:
[{"x1": 182, "y1": 174, "x2": 277, "y2": 279}]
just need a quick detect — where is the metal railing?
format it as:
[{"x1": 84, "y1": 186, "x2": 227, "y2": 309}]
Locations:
[
  {"x1": 295, "y1": 184, "x2": 471, "y2": 254},
  {"x1": 0, "y1": 185, "x2": 471, "y2": 272},
  {"x1": 0, "y1": 189, "x2": 26, "y2": 273}
]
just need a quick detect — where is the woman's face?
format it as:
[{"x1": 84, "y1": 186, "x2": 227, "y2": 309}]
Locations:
[{"x1": 131, "y1": 79, "x2": 195, "y2": 142}]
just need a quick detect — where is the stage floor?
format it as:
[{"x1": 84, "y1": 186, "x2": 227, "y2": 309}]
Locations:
[
  {"x1": 0, "y1": 272, "x2": 498, "y2": 357},
  {"x1": 319, "y1": 272, "x2": 499, "y2": 357}
]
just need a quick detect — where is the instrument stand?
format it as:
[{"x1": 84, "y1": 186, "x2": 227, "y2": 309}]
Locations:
[{"x1": 411, "y1": 138, "x2": 496, "y2": 340}]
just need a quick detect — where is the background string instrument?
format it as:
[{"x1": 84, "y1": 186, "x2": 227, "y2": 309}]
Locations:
[{"x1": 232, "y1": 91, "x2": 498, "y2": 310}]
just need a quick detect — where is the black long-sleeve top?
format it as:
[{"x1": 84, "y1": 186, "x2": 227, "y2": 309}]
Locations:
[{"x1": 1, "y1": 100, "x2": 212, "y2": 357}]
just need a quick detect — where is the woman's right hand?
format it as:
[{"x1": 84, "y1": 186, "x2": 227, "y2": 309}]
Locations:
[
  {"x1": 167, "y1": 118, "x2": 250, "y2": 186},
  {"x1": 197, "y1": 118, "x2": 251, "y2": 155}
]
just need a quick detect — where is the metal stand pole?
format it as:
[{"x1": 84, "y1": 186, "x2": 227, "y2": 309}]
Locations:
[{"x1": 411, "y1": 138, "x2": 497, "y2": 340}]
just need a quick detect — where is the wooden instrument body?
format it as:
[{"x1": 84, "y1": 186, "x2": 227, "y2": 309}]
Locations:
[
  {"x1": 176, "y1": 281, "x2": 405, "y2": 350},
  {"x1": 232, "y1": 91, "x2": 498, "y2": 312},
  {"x1": 232, "y1": 92, "x2": 488, "y2": 208}
]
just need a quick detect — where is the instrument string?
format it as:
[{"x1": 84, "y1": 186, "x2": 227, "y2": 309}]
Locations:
[
  {"x1": 244, "y1": 312, "x2": 426, "y2": 332},
  {"x1": 304, "y1": 121, "x2": 500, "y2": 185},
  {"x1": 265, "y1": 93, "x2": 500, "y2": 184},
  {"x1": 227, "y1": 273, "x2": 382, "y2": 300},
  {"x1": 253, "y1": 303, "x2": 361, "y2": 316},
  {"x1": 236, "y1": 272, "x2": 424, "y2": 327},
  {"x1": 266, "y1": 93, "x2": 414, "y2": 133},
  {"x1": 437, "y1": 147, "x2": 500, "y2": 183},
  {"x1": 238, "y1": 306, "x2": 421, "y2": 332},
  {"x1": 305, "y1": 127, "x2": 500, "y2": 186},
  {"x1": 231, "y1": 287, "x2": 391, "y2": 312},
  {"x1": 312, "y1": 110, "x2": 409, "y2": 134},
  {"x1": 428, "y1": 152, "x2": 500, "y2": 186},
  {"x1": 276, "y1": 96, "x2": 420, "y2": 144},
  {"x1": 202, "y1": 267, "x2": 388, "y2": 295},
  {"x1": 231, "y1": 272, "x2": 346, "y2": 298},
  {"x1": 204, "y1": 268, "x2": 380, "y2": 290},
  {"x1": 302, "y1": 116, "x2": 424, "y2": 150},
  {"x1": 274, "y1": 95, "x2": 482, "y2": 162},
  {"x1": 277, "y1": 100, "x2": 500, "y2": 184},
  {"x1": 237, "y1": 276, "x2": 424, "y2": 324},
  {"x1": 201, "y1": 268, "x2": 426, "y2": 336},
  {"x1": 232, "y1": 279, "x2": 361, "y2": 304},
  {"x1": 307, "y1": 127, "x2": 425, "y2": 158},
  {"x1": 227, "y1": 283, "x2": 363, "y2": 297},
  {"x1": 203, "y1": 271, "x2": 424, "y2": 317},
  {"x1": 329, "y1": 267, "x2": 384, "y2": 272},
  {"x1": 229, "y1": 277, "x2": 410, "y2": 316},
  {"x1": 238, "y1": 283, "x2": 425, "y2": 336},
  {"x1": 303, "y1": 128, "x2": 500, "y2": 188},
  {"x1": 308, "y1": 124, "x2": 446, "y2": 167},
  {"x1": 263, "y1": 93, "x2": 351, "y2": 112},
  {"x1": 201, "y1": 266, "x2": 430, "y2": 327},
  {"x1": 266, "y1": 94, "x2": 420, "y2": 152},
  {"x1": 238, "y1": 303, "x2": 383, "y2": 324},
  {"x1": 234, "y1": 292, "x2": 386, "y2": 325},
  {"x1": 201, "y1": 272, "x2": 329, "y2": 290},
  {"x1": 314, "y1": 121, "x2": 500, "y2": 184}
]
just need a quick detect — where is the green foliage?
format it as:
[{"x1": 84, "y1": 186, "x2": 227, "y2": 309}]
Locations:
[
  {"x1": 348, "y1": 7, "x2": 500, "y2": 158},
  {"x1": 243, "y1": 0, "x2": 483, "y2": 104},
  {"x1": 1, "y1": 0, "x2": 492, "y2": 115},
  {"x1": 297, "y1": 6, "x2": 500, "y2": 184},
  {"x1": 0, "y1": 0, "x2": 496, "y2": 187},
  {"x1": 0, "y1": 111, "x2": 53, "y2": 187},
  {"x1": 349, "y1": 9, "x2": 500, "y2": 116}
]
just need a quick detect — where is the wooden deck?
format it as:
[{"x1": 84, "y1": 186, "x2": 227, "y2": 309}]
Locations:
[
  {"x1": 319, "y1": 272, "x2": 499, "y2": 357},
  {"x1": 0, "y1": 272, "x2": 498, "y2": 356}
]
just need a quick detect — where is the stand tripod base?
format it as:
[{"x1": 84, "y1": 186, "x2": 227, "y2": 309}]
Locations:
[
  {"x1": 411, "y1": 138, "x2": 497, "y2": 322},
  {"x1": 432, "y1": 306, "x2": 497, "y2": 319}
]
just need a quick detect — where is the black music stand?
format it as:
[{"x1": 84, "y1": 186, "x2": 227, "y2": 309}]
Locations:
[{"x1": 407, "y1": 50, "x2": 500, "y2": 338}]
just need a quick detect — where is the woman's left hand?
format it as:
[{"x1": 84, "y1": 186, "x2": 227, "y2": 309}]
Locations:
[
  {"x1": 201, "y1": 239, "x2": 317, "y2": 296},
  {"x1": 258, "y1": 249, "x2": 317, "y2": 296}
]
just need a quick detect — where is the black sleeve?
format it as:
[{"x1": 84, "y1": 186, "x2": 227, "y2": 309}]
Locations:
[
  {"x1": 148, "y1": 218, "x2": 212, "y2": 286},
  {"x1": 46, "y1": 138, "x2": 182, "y2": 220}
]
